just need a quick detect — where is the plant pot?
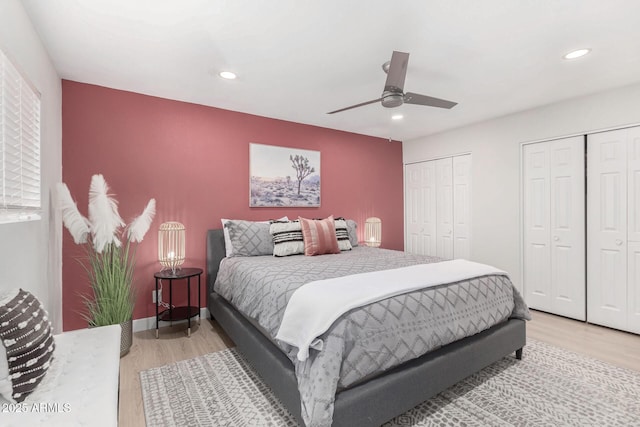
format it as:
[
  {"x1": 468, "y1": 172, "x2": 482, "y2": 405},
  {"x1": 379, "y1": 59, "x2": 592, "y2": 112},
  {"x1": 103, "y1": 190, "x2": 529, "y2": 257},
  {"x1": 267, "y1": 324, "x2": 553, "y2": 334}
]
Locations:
[{"x1": 120, "y1": 319, "x2": 133, "y2": 357}]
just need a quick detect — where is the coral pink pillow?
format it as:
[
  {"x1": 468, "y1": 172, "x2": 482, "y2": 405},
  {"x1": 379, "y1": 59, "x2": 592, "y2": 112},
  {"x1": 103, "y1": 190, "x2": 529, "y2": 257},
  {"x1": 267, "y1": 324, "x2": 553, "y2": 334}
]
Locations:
[{"x1": 299, "y1": 216, "x2": 340, "y2": 256}]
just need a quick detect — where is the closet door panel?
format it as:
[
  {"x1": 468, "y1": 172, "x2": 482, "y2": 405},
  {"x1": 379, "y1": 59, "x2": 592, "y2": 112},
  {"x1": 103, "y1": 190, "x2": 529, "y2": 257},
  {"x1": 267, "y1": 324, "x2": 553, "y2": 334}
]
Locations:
[
  {"x1": 453, "y1": 154, "x2": 472, "y2": 259},
  {"x1": 523, "y1": 143, "x2": 552, "y2": 311},
  {"x1": 405, "y1": 161, "x2": 437, "y2": 256},
  {"x1": 626, "y1": 127, "x2": 640, "y2": 332},
  {"x1": 627, "y1": 127, "x2": 640, "y2": 243},
  {"x1": 436, "y1": 157, "x2": 454, "y2": 259},
  {"x1": 627, "y1": 241, "x2": 640, "y2": 333},
  {"x1": 405, "y1": 163, "x2": 422, "y2": 254},
  {"x1": 549, "y1": 137, "x2": 585, "y2": 320},
  {"x1": 587, "y1": 130, "x2": 628, "y2": 329}
]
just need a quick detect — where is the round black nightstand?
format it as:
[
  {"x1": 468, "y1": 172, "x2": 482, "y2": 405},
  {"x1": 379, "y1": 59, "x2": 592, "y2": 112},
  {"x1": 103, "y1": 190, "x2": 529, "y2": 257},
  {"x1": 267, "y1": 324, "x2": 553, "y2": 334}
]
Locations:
[{"x1": 154, "y1": 267, "x2": 203, "y2": 338}]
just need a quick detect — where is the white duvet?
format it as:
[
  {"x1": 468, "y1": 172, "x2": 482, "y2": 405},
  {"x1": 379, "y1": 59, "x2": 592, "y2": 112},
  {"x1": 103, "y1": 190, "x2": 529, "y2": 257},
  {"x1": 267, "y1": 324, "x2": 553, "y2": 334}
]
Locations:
[{"x1": 276, "y1": 258, "x2": 508, "y2": 361}]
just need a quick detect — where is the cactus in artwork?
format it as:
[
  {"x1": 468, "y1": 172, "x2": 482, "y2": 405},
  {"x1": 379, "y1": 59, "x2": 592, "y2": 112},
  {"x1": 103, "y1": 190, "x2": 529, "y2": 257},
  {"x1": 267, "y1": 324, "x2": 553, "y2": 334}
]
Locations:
[{"x1": 290, "y1": 154, "x2": 315, "y2": 195}]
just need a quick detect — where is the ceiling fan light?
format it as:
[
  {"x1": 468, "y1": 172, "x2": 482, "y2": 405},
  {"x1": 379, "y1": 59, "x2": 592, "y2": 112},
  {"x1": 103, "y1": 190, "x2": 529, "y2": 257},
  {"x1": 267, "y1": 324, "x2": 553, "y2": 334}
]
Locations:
[
  {"x1": 381, "y1": 92, "x2": 404, "y2": 108},
  {"x1": 219, "y1": 71, "x2": 237, "y2": 80},
  {"x1": 563, "y1": 48, "x2": 591, "y2": 60}
]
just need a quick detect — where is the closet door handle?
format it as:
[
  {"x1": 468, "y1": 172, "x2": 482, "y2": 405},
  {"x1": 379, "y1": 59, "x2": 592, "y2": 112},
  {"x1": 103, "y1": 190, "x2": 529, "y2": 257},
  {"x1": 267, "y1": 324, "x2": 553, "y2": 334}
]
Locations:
[
  {"x1": 553, "y1": 236, "x2": 559, "y2": 241},
  {"x1": 615, "y1": 239, "x2": 623, "y2": 246}
]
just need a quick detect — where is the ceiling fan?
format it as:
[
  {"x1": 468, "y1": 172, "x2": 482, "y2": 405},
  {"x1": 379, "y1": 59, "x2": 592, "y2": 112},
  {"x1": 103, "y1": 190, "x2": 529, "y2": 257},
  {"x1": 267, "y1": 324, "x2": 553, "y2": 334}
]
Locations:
[{"x1": 327, "y1": 51, "x2": 457, "y2": 114}]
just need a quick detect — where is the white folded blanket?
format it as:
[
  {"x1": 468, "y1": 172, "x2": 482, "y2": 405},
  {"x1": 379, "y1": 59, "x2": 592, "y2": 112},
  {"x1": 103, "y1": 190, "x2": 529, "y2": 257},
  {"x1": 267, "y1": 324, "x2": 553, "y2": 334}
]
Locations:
[{"x1": 275, "y1": 259, "x2": 508, "y2": 361}]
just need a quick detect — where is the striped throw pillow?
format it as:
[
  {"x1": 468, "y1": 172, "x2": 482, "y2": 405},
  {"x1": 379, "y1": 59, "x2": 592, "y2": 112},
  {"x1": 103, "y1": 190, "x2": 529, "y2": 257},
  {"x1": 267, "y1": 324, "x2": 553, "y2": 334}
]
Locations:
[
  {"x1": 334, "y1": 217, "x2": 353, "y2": 251},
  {"x1": 270, "y1": 220, "x2": 305, "y2": 257},
  {"x1": 299, "y1": 216, "x2": 340, "y2": 256},
  {"x1": 0, "y1": 289, "x2": 55, "y2": 403}
]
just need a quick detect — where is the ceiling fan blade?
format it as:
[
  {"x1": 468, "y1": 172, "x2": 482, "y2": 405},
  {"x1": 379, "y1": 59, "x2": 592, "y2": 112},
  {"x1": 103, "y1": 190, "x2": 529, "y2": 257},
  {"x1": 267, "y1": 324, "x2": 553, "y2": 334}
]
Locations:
[
  {"x1": 384, "y1": 51, "x2": 409, "y2": 93},
  {"x1": 404, "y1": 92, "x2": 458, "y2": 109},
  {"x1": 327, "y1": 98, "x2": 383, "y2": 114}
]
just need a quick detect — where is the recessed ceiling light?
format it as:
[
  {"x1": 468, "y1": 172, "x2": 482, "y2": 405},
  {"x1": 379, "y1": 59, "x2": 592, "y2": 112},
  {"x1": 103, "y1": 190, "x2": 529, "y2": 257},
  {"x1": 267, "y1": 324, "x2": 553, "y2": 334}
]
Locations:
[
  {"x1": 563, "y1": 48, "x2": 591, "y2": 60},
  {"x1": 391, "y1": 114, "x2": 404, "y2": 120},
  {"x1": 219, "y1": 71, "x2": 237, "y2": 80}
]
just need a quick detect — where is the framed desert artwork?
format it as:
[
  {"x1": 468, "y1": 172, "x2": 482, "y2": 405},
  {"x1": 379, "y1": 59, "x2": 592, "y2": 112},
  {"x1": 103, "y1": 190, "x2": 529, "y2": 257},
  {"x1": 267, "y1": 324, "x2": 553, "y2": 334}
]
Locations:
[{"x1": 249, "y1": 143, "x2": 320, "y2": 207}]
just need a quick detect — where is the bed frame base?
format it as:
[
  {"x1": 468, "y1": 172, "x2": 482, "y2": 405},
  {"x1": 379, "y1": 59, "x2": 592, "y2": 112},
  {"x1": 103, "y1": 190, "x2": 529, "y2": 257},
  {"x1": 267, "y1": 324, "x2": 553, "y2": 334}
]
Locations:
[
  {"x1": 209, "y1": 292, "x2": 525, "y2": 427},
  {"x1": 206, "y1": 229, "x2": 526, "y2": 426}
]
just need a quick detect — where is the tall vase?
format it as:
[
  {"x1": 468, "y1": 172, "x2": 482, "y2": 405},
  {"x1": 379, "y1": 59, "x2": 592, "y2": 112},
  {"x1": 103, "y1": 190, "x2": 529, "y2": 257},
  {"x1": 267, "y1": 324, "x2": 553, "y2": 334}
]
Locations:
[{"x1": 120, "y1": 319, "x2": 133, "y2": 357}]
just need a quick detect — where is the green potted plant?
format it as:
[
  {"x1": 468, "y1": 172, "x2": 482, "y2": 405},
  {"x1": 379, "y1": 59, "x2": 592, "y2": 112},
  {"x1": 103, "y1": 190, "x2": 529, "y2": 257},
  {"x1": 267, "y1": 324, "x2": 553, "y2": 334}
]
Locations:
[{"x1": 57, "y1": 174, "x2": 155, "y2": 356}]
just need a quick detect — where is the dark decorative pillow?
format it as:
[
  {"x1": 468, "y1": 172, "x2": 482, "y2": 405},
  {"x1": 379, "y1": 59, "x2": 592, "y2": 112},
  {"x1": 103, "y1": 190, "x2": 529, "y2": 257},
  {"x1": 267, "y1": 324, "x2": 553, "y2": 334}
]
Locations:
[
  {"x1": 0, "y1": 288, "x2": 55, "y2": 403},
  {"x1": 270, "y1": 220, "x2": 305, "y2": 257},
  {"x1": 334, "y1": 217, "x2": 353, "y2": 251},
  {"x1": 346, "y1": 219, "x2": 358, "y2": 247},
  {"x1": 299, "y1": 216, "x2": 341, "y2": 256},
  {"x1": 224, "y1": 220, "x2": 274, "y2": 257}
]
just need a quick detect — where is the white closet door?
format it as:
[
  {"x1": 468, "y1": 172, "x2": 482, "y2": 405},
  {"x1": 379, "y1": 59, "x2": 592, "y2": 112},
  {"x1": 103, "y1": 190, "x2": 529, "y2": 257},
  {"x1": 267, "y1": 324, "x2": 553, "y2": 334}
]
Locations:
[
  {"x1": 404, "y1": 162, "x2": 422, "y2": 254},
  {"x1": 628, "y1": 241, "x2": 640, "y2": 333},
  {"x1": 523, "y1": 143, "x2": 552, "y2": 311},
  {"x1": 627, "y1": 127, "x2": 640, "y2": 332},
  {"x1": 404, "y1": 161, "x2": 437, "y2": 256},
  {"x1": 436, "y1": 157, "x2": 454, "y2": 259},
  {"x1": 587, "y1": 129, "x2": 628, "y2": 330},
  {"x1": 549, "y1": 136, "x2": 585, "y2": 320},
  {"x1": 453, "y1": 154, "x2": 472, "y2": 259}
]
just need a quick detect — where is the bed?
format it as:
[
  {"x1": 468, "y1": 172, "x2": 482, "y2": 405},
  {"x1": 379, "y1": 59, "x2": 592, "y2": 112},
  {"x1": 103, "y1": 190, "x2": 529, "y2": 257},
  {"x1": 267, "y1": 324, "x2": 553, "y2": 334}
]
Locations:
[{"x1": 206, "y1": 228, "x2": 528, "y2": 427}]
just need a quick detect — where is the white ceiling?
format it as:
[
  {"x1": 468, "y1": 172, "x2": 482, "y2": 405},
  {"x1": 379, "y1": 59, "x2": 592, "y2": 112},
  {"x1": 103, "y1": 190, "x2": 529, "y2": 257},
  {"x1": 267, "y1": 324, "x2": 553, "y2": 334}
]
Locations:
[{"x1": 21, "y1": 0, "x2": 640, "y2": 141}]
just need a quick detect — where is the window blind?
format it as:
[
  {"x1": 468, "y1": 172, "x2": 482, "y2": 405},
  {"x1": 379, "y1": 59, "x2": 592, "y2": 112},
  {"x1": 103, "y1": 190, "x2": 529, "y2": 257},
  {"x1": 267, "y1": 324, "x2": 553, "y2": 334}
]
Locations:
[{"x1": 0, "y1": 49, "x2": 41, "y2": 223}]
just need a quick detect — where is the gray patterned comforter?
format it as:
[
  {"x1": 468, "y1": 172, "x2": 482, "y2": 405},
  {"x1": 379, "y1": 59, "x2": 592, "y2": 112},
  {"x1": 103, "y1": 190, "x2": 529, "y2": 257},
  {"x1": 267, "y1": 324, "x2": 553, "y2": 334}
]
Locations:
[{"x1": 214, "y1": 247, "x2": 530, "y2": 427}]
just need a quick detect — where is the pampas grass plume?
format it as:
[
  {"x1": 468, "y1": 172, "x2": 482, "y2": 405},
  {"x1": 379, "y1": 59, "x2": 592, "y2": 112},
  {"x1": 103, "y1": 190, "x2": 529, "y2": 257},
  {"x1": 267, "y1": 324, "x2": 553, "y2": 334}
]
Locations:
[
  {"x1": 88, "y1": 174, "x2": 124, "y2": 253},
  {"x1": 128, "y1": 198, "x2": 156, "y2": 243},
  {"x1": 56, "y1": 183, "x2": 90, "y2": 244}
]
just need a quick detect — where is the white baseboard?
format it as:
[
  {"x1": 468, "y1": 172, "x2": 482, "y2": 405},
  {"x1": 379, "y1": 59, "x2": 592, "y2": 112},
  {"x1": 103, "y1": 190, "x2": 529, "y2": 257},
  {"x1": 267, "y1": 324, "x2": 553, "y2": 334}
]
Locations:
[{"x1": 132, "y1": 307, "x2": 209, "y2": 333}]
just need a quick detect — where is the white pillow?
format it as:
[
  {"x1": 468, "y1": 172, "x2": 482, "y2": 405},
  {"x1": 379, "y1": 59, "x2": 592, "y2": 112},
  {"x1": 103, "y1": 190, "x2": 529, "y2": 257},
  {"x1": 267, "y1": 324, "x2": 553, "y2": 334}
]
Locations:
[
  {"x1": 221, "y1": 217, "x2": 288, "y2": 257},
  {"x1": 221, "y1": 219, "x2": 235, "y2": 257}
]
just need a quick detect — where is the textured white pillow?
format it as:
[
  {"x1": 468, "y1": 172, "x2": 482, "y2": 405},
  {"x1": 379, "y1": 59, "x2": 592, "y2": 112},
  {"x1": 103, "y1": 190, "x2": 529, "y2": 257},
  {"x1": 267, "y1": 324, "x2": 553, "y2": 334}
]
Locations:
[{"x1": 221, "y1": 219, "x2": 235, "y2": 257}]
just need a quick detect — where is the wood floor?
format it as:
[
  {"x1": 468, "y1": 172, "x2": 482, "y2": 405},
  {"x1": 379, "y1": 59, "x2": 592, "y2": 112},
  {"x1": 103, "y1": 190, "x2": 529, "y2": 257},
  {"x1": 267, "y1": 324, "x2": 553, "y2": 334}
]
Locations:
[{"x1": 118, "y1": 310, "x2": 640, "y2": 426}]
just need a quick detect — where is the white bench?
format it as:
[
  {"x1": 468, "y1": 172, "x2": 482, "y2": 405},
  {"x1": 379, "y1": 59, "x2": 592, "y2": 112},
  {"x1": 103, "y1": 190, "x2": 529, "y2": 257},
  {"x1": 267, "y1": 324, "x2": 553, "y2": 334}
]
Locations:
[{"x1": 1, "y1": 324, "x2": 121, "y2": 427}]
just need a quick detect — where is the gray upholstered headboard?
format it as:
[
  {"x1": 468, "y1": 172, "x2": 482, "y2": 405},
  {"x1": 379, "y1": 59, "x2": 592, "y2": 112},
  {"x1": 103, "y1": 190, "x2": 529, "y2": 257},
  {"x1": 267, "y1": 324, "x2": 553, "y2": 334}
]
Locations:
[{"x1": 206, "y1": 229, "x2": 226, "y2": 293}]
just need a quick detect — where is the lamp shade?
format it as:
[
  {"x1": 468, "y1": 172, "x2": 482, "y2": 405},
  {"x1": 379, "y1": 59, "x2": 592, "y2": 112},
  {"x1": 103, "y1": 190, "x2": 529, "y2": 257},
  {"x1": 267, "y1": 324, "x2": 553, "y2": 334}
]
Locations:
[
  {"x1": 158, "y1": 221, "x2": 185, "y2": 273},
  {"x1": 364, "y1": 217, "x2": 382, "y2": 247}
]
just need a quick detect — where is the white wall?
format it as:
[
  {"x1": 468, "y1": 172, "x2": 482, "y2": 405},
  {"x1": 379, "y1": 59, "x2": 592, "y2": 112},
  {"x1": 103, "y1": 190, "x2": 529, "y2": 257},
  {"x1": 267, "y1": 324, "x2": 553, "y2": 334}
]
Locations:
[
  {"x1": 403, "y1": 82, "x2": 640, "y2": 292},
  {"x1": 0, "y1": 0, "x2": 62, "y2": 331}
]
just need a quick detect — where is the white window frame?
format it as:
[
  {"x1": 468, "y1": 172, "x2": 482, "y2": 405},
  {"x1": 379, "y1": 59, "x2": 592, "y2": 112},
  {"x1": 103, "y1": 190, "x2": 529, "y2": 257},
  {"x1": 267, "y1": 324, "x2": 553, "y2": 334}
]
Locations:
[{"x1": 0, "y1": 49, "x2": 41, "y2": 224}]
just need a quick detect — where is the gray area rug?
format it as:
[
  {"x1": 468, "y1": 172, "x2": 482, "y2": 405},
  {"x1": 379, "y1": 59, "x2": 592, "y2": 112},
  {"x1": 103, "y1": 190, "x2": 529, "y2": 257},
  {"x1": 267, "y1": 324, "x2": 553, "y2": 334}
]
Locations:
[{"x1": 140, "y1": 339, "x2": 640, "y2": 426}]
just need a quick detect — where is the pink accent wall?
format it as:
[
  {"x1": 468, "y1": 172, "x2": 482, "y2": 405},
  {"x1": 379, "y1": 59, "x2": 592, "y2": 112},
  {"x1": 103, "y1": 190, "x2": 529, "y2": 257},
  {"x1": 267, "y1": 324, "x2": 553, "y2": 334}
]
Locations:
[{"x1": 61, "y1": 80, "x2": 404, "y2": 331}]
